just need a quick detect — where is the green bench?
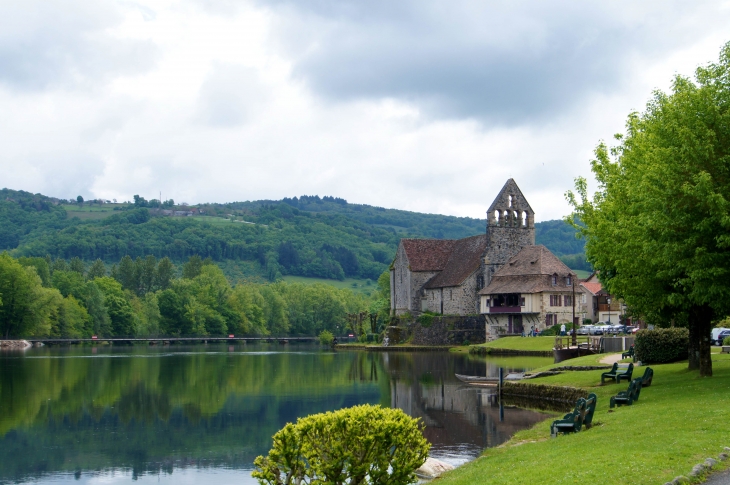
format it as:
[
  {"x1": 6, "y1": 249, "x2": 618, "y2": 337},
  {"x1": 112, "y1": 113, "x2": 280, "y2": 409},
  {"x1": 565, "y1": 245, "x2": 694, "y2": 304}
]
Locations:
[
  {"x1": 551, "y1": 393, "x2": 598, "y2": 437},
  {"x1": 638, "y1": 366, "x2": 653, "y2": 387},
  {"x1": 610, "y1": 378, "x2": 642, "y2": 408},
  {"x1": 601, "y1": 362, "x2": 634, "y2": 384},
  {"x1": 621, "y1": 345, "x2": 635, "y2": 360}
]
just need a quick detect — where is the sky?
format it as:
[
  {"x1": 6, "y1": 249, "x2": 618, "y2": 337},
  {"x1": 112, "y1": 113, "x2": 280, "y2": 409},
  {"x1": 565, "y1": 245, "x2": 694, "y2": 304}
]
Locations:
[{"x1": 2, "y1": 1, "x2": 730, "y2": 221}]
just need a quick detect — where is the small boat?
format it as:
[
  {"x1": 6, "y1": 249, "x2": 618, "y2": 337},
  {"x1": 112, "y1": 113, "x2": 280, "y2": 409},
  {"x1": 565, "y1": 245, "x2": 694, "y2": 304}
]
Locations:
[{"x1": 455, "y1": 373, "x2": 499, "y2": 383}]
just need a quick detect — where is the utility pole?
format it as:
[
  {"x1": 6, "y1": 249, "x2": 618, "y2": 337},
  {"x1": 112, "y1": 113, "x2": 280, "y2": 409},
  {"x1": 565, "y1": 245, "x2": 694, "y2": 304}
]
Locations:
[{"x1": 571, "y1": 272, "x2": 577, "y2": 347}]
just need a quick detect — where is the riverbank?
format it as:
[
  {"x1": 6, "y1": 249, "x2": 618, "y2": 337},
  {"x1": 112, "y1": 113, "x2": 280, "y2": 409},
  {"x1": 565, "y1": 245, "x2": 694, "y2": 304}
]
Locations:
[
  {"x1": 334, "y1": 343, "x2": 456, "y2": 352},
  {"x1": 0, "y1": 340, "x2": 31, "y2": 350},
  {"x1": 437, "y1": 349, "x2": 730, "y2": 485},
  {"x1": 467, "y1": 336, "x2": 555, "y2": 356}
]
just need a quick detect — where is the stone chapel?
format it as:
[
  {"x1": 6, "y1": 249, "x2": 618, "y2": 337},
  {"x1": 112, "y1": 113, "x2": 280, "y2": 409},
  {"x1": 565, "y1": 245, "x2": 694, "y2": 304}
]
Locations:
[{"x1": 390, "y1": 178, "x2": 535, "y2": 316}]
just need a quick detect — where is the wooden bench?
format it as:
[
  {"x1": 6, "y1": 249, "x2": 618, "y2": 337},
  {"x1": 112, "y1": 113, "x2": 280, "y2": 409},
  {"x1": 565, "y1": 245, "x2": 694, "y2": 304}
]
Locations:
[
  {"x1": 638, "y1": 366, "x2": 653, "y2": 387},
  {"x1": 601, "y1": 362, "x2": 634, "y2": 384},
  {"x1": 610, "y1": 378, "x2": 642, "y2": 408},
  {"x1": 621, "y1": 345, "x2": 635, "y2": 360},
  {"x1": 551, "y1": 398, "x2": 587, "y2": 437}
]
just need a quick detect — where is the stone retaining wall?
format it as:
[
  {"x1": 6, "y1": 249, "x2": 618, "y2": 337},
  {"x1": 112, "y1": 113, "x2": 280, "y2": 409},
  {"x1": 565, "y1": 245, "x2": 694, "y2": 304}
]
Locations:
[{"x1": 407, "y1": 315, "x2": 487, "y2": 346}]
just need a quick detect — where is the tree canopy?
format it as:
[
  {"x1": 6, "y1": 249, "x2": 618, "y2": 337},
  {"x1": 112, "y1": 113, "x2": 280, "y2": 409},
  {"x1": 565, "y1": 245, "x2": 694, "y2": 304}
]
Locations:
[{"x1": 567, "y1": 42, "x2": 730, "y2": 376}]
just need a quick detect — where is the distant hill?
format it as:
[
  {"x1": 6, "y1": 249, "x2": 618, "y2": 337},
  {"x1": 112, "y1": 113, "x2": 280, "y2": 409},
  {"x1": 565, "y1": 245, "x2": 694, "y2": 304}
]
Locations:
[{"x1": 0, "y1": 188, "x2": 589, "y2": 281}]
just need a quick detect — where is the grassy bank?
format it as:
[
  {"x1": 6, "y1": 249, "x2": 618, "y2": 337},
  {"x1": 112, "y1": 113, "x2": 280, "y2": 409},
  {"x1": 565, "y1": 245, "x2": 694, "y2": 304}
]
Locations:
[
  {"x1": 438, "y1": 352, "x2": 730, "y2": 485},
  {"x1": 470, "y1": 336, "x2": 556, "y2": 353}
]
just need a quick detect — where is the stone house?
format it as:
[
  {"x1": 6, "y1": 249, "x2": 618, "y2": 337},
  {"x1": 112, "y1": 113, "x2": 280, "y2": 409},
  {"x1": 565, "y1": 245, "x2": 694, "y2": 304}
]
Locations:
[
  {"x1": 390, "y1": 179, "x2": 535, "y2": 316},
  {"x1": 478, "y1": 245, "x2": 588, "y2": 338}
]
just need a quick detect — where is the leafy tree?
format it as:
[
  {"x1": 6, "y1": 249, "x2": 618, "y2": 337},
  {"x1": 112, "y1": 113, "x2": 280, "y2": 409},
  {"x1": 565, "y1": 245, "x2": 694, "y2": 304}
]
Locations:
[
  {"x1": 117, "y1": 256, "x2": 138, "y2": 293},
  {"x1": 182, "y1": 255, "x2": 205, "y2": 279},
  {"x1": 76, "y1": 195, "x2": 83, "y2": 205},
  {"x1": 253, "y1": 404, "x2": 429, "y2": 485},
  {"x1": 17, "y1": 257, "x2": 51, "y2": 287},
  {"x1": 69, "y1": 257, "x2": 85, "y2": 275},
  {"x1": 87, "y1": 259, "x2": 106, "y2": 280},
  {"x1": 155, "y1": 257, "x2": 175, "y2": 290},
  {"x1": 138, "y1": 255, "x2": 157, "y2": 294},
  {"x1": 0, "y1": 253, "x2": 59, "y2": 337},
  {"x1": 567, "y1": 43, "x2": 730, "y2": 376},
  {"x1": 94, "y1": 277, "x2": 136, "y2": 336},
  {"x1": 49, "y1": 295, "x2": 90, "y2": 338}
]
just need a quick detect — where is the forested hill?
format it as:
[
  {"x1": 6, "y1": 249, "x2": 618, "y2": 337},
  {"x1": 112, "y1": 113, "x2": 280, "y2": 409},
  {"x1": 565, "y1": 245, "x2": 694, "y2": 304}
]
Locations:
[{"x1": 0, "y1": 188, "x2": 589, "y2": 281}]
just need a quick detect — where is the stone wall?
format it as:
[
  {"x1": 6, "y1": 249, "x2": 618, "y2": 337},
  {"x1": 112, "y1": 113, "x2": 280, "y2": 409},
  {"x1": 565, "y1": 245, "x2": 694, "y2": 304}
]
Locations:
[{"x1": 408, "y1": 315, "x2": 487, "y2": 346}]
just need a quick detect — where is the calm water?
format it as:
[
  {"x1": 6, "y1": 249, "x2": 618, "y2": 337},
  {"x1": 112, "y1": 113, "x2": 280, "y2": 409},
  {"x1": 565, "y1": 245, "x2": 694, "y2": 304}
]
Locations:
[{"x1": 0, "y1": 344, "x2": 553, "y2": 484}]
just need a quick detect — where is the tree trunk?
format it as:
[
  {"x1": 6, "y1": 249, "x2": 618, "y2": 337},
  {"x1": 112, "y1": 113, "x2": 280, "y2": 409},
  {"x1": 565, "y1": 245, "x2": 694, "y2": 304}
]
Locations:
[
  {"x1": 689, "y1": 304, "x2": 713, "y2": 377},
  {"x1": 688, "y1": 316, "x2": 699, "y2": 370}
]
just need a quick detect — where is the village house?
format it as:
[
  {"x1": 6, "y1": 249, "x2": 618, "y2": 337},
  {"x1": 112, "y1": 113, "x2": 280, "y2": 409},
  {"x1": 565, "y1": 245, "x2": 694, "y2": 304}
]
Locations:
[
  {"x1": 478, "y1": 245, "x2": 587, "y2": 338},
  {"x1": 390, "y1": 179, "x2": 536, "y2": 317}
]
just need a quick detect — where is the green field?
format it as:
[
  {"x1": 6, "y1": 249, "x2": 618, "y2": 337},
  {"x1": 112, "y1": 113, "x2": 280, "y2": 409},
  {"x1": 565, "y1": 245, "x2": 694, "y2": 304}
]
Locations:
[
  {"x1": 62, "y1": 204, "x2": 124, "y2": 220},
  {"x1": 439, "y1": 352, "x2": 730, "y2": 485},
  {"x1": 281, "y1": 275, "x2": 376, "y2": 295},
  {"x1": 574, "y1": 269, "x2": 591, "y2": 279}
]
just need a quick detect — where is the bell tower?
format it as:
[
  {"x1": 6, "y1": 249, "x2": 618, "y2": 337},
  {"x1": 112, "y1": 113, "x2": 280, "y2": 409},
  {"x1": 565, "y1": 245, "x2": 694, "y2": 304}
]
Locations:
[{"x1": 483, "y1": 179, "x2": 535, "y2": 286}]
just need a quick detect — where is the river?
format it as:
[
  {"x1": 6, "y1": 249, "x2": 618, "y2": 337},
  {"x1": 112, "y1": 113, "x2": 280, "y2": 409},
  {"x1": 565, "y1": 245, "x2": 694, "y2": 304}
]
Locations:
[{"x1": 0, "y1": 343, "x2": 554, "y2": 484}]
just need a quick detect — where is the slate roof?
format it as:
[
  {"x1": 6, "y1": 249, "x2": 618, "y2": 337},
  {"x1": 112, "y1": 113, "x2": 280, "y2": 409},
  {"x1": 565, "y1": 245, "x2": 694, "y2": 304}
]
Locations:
[
  {"x1": 401, "y1": 239, "x2": 457, "y2": 272},
  {"x1": 424, "y1": 234, "x2": 487, "y2": 289},
  {"x1": 479, "y1": 245, "x2": 576, "y2": 295}
]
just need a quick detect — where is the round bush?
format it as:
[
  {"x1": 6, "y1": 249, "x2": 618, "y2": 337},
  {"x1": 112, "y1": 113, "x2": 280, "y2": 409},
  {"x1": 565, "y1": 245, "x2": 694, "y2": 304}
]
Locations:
[
  {"x1": 634, "y1": 327, "x2": 689, "y2": 363},
  {"x1": 253, "y1": 404, "x2": 430, "y2": 485}
]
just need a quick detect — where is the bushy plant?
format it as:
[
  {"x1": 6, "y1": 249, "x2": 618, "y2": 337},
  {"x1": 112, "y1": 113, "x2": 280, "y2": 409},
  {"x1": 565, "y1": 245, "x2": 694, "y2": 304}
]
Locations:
[
  {"x1": 634, "y1": 328, "x2": 689, "y2": 363},
  {"x1": 318, "y1": 330, "x2": 334, "y2": 346},
  {"x1": 723, "y1": 336, "x2": 730, "y2": 346},
  {"x1": 252, "y1": 404, "x2": 430, "y2": 485},
  {"x1": 417, "y1": 313, "x2": 434, "y2": 328}
]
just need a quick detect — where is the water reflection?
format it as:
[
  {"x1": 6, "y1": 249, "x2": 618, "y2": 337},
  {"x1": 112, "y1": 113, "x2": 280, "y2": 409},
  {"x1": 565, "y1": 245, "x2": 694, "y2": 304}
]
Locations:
[{"x1": 0, "y1": 344, "x2": 552, "y2": 484}]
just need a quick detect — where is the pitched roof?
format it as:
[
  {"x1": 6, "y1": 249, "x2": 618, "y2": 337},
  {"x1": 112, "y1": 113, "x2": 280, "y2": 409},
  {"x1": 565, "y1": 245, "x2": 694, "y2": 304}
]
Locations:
[
  {"x1": 479, "y1": 245, "x2": 576, "y2": 295},
  {"x1": 487, "y1": 178, "x2": 534, "y2": 213},
  {"x1": 424, "y1": 234, "x2": 487, "y2": 289},
  {"x1": 580, "y1": 281, "x2": 603, "y2": 296},
  {"x1": 401, "y1": 239, "x2": 457, "y2": 272}
]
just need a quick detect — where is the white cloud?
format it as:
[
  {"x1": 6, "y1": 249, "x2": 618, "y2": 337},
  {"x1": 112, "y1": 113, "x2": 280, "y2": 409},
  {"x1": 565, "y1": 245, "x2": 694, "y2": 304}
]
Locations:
[{"x1": 1, "y1": 0, "x2": 729, "y2": 221}]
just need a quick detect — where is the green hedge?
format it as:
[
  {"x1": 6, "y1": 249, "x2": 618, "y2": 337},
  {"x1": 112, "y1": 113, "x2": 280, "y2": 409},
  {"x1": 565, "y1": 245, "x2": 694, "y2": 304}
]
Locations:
[{"x1": 634, "y1": 328, "x2": 688, "y2": 363}]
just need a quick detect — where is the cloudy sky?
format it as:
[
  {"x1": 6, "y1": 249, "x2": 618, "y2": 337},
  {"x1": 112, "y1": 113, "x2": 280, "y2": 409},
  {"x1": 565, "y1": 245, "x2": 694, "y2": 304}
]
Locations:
[{"x1": 2, "y1": 1, "x2": 730, "y2": 221}]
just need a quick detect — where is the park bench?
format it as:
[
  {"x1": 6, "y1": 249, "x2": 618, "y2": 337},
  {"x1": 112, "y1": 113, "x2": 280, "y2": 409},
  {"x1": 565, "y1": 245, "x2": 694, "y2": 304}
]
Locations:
[
  {"x1": 638, "y1": 366, "x2": 653, "y2": 387},
  {"x1": 601, "y1": 362, "x2": 634, "y2": 384},
  {"x1": 582, "y1": 393, "x2": 598, "y2": 429},
  {"x1": 610, "y1": 378, "x2": 642, "y2": 408},
  {"x1": 551, "y1": 393, "x2": 598, "y2": 437},
  {"x1": 551, "y1": 397, "x2": 586, "y2": 437},
  {"x1": 622, "y1": 345, "x2": 635, "y2": 360}
]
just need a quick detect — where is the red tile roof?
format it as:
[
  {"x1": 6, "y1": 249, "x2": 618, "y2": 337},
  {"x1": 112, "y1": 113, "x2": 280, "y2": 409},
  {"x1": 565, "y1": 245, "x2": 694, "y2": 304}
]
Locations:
[
  {"x1": 424, "y1": 235, "x2": 487, "y2": 289},
  {"x1": 580, "y1": 281, "x2": 603, "y2": 296},
  {"x1": 401, "y1": 239, "x2": 457, "y2": 272}
]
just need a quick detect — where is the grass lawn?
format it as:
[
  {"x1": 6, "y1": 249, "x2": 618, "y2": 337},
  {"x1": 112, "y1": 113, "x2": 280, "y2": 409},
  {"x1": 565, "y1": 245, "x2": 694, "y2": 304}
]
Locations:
[
  {"x1": 62, "y1": 204, "x2": 123, "y2": 220},
  {"x1": 438, "y1": 352, "x2": 730, "y2": 485},
  {"x1": 281, "y1": 275, "x2": 376, "y2": 296},
  {"x1": 472, "y1": 336, "x2": 556, "y2": 352}
]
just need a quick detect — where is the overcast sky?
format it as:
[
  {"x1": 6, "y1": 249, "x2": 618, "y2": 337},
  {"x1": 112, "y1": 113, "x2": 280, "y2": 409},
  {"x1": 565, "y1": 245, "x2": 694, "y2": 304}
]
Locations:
[{"x1": 2, "y1": 1, "x2": 729, "y2": 221}]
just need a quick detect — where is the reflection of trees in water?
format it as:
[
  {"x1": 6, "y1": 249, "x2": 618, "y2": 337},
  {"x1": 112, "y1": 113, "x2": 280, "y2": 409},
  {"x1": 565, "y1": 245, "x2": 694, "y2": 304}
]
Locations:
[{"x1": 0, "y1": 347, "x2": 383, "y2": 482}]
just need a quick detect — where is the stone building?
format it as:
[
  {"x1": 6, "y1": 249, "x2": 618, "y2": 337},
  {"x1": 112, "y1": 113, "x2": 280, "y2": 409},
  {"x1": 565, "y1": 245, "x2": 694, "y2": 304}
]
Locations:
[
  {"x1": 390, "y1": 179, "x2": 535, "y2": 316},
  {"x1": 478, "y1": 245, "x2": 586, "y2": 338}
]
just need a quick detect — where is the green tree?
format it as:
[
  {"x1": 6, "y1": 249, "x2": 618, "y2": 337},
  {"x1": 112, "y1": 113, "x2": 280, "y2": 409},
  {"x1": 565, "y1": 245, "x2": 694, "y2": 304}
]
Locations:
[
  {"x1": 76, "y1": 195, "x2": 84, "y2": 205},
  {"x1": 49, "y1": 295, "x2": 90, "y2": 338},
  {"x1": 87, "y1": 259, "x2": 106, "y2": 280},
  {"x1": 0, "y1": 253, "x2": 57, "y2": 337},
  {"x1": 567, "y1": 43, "x2": 730, "y2": 377},
  {"x1": 117, "y1": 256, "x2": 138, "y2": 293},
  {"x1": 95, "y1": 277, "x2": 136, "y2": 336},
  {"x1": 17, "y1": 257, "x2": 51, "y2": 287},
  {"x1": 182, "y1": 255, "x2": 205, "y2": 279},
  {"x1": 155, "y1": 257, "x2": 175, "y2": 290},
  {"x1": 138, "y1": 255, "x2": 157, "y2": 294},
  {"x1": 253, "y1": 404, "x2": 429, "y2": 485},
  {"x1": 69, "y1": 257, "x2": 85, "y2": 275}
]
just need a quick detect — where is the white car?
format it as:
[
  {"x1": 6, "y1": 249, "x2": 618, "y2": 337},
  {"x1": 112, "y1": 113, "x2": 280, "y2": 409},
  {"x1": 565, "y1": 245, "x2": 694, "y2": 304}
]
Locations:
[{"x1": 577, "y1": 325, "x2": 592, "y2": 335}]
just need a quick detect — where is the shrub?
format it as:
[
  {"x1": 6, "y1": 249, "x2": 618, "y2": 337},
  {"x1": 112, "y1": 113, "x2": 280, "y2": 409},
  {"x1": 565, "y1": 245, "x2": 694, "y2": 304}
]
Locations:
[
  {"x1": 318, "y1": 330, "x2": 334, "y2": 346},
  {"x1": 724, "y1": 336, "x2": 730, "y2": 346},
  {"x1": 252, "y1": 404, "x2": 430, "y2": 485},
  {"x1": 417, "y1": 313, "x2": 434, "y2": 327},
  {"x1": 634, "y1": 327, "x2": 689, "y2": 363}
]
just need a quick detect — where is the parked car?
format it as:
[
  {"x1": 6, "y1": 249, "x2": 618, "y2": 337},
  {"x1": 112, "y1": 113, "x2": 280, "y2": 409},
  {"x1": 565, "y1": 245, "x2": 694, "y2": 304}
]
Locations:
[
  {"x1": 714, "y1": 330, "x2": 730, "y2": 346},
  {"x1": 590, "y1": 325, "x2": 606, "y2": 335},
  {"x1": 577, "y1": 325, "x2": 592, "y2": 335},
  {"x1": 711, "y1": 328, "x2": 730, "y2": 346}
]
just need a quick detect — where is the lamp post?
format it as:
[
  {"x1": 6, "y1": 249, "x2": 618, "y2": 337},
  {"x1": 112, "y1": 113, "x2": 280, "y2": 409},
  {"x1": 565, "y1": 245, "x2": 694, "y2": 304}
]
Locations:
[
  {"x1": 571, "y1": 273, "x2": 577, "y2": 347},
  {"x1": 607, "y1": 297, "x2": 612, "y2": 325}
]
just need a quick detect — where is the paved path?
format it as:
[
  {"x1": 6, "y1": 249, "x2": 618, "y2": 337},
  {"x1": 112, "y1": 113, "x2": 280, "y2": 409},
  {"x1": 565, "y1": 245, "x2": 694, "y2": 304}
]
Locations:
[
  {"x1": 704, "y1": 468, "x2": 730, "y2": 484},
  {"x1": 599, "y1": 353, "x2": 624, "y2": 365}
]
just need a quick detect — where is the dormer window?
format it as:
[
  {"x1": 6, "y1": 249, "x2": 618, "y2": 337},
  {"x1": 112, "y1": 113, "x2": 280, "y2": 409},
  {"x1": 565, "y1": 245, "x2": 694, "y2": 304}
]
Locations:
[
  {"x1": 551, "y1": 274, "x2": 557, "y2": 286},
  {"x1": 566, "y1": 276, "x2": 572, "y2": 286}
]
